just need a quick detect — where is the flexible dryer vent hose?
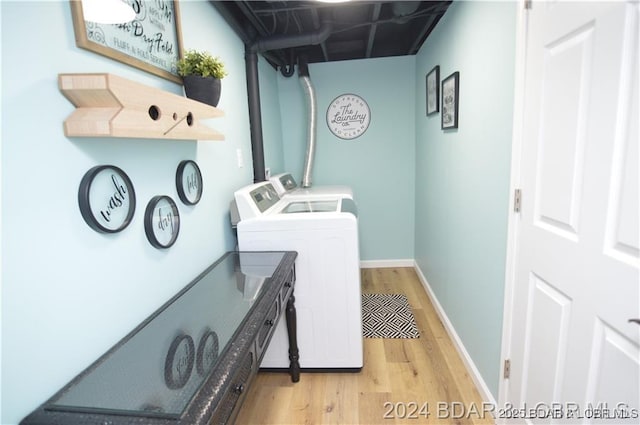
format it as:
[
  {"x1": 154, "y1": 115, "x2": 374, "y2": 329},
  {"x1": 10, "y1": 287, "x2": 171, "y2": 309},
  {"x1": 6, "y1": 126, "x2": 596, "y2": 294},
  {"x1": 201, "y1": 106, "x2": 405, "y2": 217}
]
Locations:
[{"x1": 299, "y1": 64, "x2": 316, "y2": 188}]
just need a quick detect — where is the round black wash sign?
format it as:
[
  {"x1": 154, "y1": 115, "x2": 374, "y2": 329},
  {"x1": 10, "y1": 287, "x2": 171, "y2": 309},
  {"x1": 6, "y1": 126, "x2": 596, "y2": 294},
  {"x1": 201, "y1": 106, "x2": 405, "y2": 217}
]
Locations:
[{"x1": 78, "y1": 165, "x2": 136, "y2": 233}]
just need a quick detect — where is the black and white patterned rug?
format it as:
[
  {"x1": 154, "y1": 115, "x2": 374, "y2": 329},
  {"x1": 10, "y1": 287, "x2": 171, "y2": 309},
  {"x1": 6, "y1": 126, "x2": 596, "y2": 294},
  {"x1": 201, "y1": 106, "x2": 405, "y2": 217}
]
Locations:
[{"x1": 361, "y1": 293, "x2": 420, "y2": 339}]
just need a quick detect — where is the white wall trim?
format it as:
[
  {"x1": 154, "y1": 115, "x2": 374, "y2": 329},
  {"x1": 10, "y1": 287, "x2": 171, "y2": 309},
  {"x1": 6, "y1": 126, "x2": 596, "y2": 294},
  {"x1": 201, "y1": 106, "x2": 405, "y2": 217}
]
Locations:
[
  {"x1": 360, "y1": 259, "x2": 415, "y2": 268},
  {"x1": 498, "y1": 0, "x2": 528, "y2": 413},
  {"x1": 413, "y1": 261, "x2": 497, "y2": 407}
]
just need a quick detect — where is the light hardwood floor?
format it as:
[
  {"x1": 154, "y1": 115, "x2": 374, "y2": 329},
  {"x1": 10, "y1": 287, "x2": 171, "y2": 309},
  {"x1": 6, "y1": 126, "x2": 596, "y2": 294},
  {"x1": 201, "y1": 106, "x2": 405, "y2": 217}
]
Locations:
[{"x1": 235, "y1": 267, "x2": 495, "y2": 424}]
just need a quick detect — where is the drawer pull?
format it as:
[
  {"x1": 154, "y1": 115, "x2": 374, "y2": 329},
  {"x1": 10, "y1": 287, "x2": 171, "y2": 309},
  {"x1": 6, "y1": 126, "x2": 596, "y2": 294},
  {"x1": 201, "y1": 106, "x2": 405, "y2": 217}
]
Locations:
[
  {"x1": 265, "y1": 319, "x2": 274, "y2": 327},
  {"x1": 234, "y1": 383, "x2": 245, "y2": 395}
]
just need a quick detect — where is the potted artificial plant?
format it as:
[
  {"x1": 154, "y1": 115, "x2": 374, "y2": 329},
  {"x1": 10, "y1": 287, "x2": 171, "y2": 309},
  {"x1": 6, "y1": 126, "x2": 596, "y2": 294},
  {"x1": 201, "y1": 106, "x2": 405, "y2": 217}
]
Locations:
[{"x1": 177, "y1": 49, "x2": 228, "y2": 107}]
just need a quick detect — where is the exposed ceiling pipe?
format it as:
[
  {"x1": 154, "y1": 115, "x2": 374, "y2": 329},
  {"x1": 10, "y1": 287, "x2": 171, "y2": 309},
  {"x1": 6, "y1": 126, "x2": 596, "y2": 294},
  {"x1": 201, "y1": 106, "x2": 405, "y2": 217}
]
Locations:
[
  {"x1": 309, "y1": 8, "x2": 329, "y2": 61},
  {"x1": 248, "y1": 21, "x2": 333, "y2": 54},
  {"x1": 298, "y1": 56, "x2": 317, "y2": 188},
  {"x1": 280, "y1": 50, "x2": 296, "y2": 78},
  {"x1": 244, "y1": 47, "x2": 266, "y2": 183},
  {"x1": 365, "y1": 3, "x2": 382, "y2": 58},
  {"x1": 244, "y1": 21, "x2": 333, "y2": 182},
  {"x1": 209, "y1": 1, "x2": 288, "y2": 72}
]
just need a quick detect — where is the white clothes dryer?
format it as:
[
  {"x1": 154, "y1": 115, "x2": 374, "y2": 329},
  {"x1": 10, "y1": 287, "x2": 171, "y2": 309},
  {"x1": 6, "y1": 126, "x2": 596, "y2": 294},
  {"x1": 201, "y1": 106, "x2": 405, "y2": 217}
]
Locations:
[
  {"x1": 269, "y1": 172, "x2": 353, "y2": 200},
  {"x1": 233, "y1": 181, "x2": 363, "y2": 370}
]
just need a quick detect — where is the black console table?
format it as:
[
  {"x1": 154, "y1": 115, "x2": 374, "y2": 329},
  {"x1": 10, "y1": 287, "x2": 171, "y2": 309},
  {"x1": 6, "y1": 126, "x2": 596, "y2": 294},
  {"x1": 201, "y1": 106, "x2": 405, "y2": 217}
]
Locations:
[{"x1": 21, "y1": 251, "x2": 299, "y2": 425}]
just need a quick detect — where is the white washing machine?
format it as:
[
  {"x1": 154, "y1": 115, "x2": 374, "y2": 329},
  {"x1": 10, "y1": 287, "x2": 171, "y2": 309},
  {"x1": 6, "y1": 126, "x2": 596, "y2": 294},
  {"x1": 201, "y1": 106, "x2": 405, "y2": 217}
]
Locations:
[
  {"x1": 234, "y1": 181, "x2": 363, "y2": 370},
  {"x1": 269, "y1": 172, "x2": 353, "y2": 200}
]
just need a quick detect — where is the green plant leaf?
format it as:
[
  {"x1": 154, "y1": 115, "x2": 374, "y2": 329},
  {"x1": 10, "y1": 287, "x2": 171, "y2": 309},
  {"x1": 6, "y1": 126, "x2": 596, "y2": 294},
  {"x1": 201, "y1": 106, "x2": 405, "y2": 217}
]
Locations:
[{"x1": 176, "y1": 49, "x2": 228, "y2": 79}]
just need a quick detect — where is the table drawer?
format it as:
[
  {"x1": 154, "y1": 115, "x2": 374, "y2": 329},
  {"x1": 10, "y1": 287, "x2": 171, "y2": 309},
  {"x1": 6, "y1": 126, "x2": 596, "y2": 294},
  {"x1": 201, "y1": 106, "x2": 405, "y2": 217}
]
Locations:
[
  {"x1": 209, "y1": 348, "x2": 256, "y2": 425},
  {"x1": 257, "y1": 300, "x2": 279, "y2": 355},
  {"x1": 280, "y1": 268, "x2": 295, "y2": 304}
]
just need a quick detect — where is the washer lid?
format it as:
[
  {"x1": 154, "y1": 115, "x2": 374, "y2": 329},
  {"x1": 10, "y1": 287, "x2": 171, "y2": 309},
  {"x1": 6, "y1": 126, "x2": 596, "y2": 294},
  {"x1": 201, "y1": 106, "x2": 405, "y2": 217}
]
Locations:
[{"x1": 280, "y1": 200, "x2": 339, "y2": 213}]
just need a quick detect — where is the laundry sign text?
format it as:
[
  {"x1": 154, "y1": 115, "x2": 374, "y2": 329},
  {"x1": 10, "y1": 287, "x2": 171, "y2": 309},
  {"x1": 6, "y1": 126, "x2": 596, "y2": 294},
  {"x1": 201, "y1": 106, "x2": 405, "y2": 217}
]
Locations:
[{"x1": 326, "y1": 94, "x2": 371, "y2": 140}]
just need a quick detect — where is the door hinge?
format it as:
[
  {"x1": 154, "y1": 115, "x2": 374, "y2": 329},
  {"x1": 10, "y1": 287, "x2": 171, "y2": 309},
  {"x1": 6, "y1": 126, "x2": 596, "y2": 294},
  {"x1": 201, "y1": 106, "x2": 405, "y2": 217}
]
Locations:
[
  {"x1": 524, "y1": 0, "x2": 532, "y2": 10},
  {"x1": 504, "y1": 359, "x2": 511, "y2": 379},
  {"x1": 513, "y1": 189, "x2": 522, "y2": 213}
]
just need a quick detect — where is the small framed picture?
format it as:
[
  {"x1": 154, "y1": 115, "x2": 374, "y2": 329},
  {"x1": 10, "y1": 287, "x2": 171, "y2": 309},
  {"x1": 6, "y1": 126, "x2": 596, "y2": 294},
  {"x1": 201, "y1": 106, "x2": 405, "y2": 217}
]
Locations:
[
  {"x1": 78, "y1": 165, "x2": 136, "y2": 234},
  {"x1": 441, "y1": 72, "x2": 460, "y2": 129},
  {"x1": 426, "y1": 65, "x2": 440, "y2": 116},
  {"x1": 144, "y1": 196, "x2": 180, "y2": 249},
  {"x1": 176, "y1": 160, "x2": 203, "y2": 206}
]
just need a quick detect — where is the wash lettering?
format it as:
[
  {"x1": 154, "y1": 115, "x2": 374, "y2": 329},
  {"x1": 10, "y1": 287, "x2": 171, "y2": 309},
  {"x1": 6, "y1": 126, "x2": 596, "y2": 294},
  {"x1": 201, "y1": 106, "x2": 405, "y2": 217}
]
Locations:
[{"x1": 100, "y1": 175, "x2": 128, "y2": 223}]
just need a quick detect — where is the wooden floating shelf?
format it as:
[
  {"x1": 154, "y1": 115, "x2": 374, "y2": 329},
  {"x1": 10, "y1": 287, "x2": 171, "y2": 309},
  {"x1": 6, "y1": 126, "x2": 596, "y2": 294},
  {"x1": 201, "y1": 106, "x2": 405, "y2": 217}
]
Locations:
[{"x1": 58, "y1": 73, "x2": 225, "y2": 141}]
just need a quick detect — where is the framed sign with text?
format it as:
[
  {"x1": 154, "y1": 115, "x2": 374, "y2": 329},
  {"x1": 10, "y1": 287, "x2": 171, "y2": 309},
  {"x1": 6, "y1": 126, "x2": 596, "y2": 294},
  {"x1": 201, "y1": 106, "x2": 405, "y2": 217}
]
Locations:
[
  {"x1": 326, "y1": 93, "x2": 371, "y2": 140},
  {"x1": 176, "y1": 160, "x2": 203, "y2": 205},
  {"x1": 78, "y1": 165, "x2": 136, "y2": 233},
  {"x1": 144, "y1": 195, "x2": 180, "y2": 249},
  {"x1": 70, "y1": 0, "x2": 184, "y2": 84}
]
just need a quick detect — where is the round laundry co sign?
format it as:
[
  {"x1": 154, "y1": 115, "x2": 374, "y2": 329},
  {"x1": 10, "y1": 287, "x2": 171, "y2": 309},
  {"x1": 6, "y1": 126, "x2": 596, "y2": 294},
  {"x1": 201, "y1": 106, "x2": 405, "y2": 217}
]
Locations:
[{"x1": 326, "y1": 93, "x2": 371, "y2": 140}]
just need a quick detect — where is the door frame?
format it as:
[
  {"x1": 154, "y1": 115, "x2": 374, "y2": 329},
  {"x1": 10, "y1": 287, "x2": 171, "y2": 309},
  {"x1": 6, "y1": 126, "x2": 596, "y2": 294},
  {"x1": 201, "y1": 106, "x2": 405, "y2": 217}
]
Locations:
[
  {"x1": 498, "y1": 0, "x2": 529, "y2": 416},
  {"x1": 499, "y1": 1, "x2": 640, "y2": 417}
]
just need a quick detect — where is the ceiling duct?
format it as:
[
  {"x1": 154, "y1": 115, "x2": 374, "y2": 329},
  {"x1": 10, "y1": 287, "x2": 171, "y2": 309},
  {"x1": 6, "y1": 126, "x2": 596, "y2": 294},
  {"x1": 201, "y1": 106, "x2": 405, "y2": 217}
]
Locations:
[
  {"x1": 248, "y1": 21, "x2": 333, "y2": 55},
  {"x1": 244, "y1": 22, "x2": 333, "y2": 182}
]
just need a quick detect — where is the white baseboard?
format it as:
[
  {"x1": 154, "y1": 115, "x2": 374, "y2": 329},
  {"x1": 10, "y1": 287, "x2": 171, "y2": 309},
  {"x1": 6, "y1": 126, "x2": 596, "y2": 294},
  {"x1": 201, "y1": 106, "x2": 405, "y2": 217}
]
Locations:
[
  {"x1": 412, "y1": 261, "x2": 497, "y2": 407},
  {"x1": 360, "y1": 259, "x2": 414, "y2": 268}
]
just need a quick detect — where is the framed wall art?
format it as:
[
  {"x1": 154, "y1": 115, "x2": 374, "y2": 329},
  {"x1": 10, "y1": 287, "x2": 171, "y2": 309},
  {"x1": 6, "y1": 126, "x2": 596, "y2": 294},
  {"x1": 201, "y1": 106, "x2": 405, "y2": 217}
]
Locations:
[
  {"x1": 176, "y1": 160, "x2": 203, "y2": 205},
  {"x1": 78, "y1": 165, "x2": 136, "y2": 233},
  {"x1": 144, "y1": 195, "x2": 180, "y2": 249},
  {"x1": 441, "y1": 72, "x2": 460, "y2": 130},
  {"x1": 69, "y1": 0, "x2": 184, "y2": 84},
  {"x1": 426, "y1": 65, "x2": 440, "y2": 116},
  {"x1": 326, "y1": 93, "x2": 371, "y2": 140}
]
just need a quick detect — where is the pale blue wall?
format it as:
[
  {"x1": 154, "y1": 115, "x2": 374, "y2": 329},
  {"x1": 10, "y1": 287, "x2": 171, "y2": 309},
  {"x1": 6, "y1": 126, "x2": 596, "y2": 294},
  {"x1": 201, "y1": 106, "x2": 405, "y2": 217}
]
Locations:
[
  {"x1": 259, "y1": 60, "x2": 286, "y2": 176},
  {"x1": 277, "y1": 56, "x2": 416, "y2": 261},
  {"x1": 1, "y1": 0, "x2": 519, "y2": 420},
  {"x1": 0, "y1": 1, "x2": 279, "y2": 423},
  {"x1": 414, "y1": 1, "x2": 517, "y2": 397}
]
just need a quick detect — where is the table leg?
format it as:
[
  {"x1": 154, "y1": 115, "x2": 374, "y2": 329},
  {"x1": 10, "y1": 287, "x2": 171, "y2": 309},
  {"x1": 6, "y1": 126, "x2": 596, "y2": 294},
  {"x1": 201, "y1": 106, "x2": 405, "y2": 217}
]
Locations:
[{"x1": 286, "y1": 292, "x2": 300, "y2": 382}]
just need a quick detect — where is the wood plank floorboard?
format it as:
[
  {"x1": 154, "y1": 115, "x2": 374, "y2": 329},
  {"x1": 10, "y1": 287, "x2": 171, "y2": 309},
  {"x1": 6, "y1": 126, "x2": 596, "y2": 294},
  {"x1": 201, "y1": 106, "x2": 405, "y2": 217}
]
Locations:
[{"x1": 235, "y1": 267, "x2": 495, "y2": 425}]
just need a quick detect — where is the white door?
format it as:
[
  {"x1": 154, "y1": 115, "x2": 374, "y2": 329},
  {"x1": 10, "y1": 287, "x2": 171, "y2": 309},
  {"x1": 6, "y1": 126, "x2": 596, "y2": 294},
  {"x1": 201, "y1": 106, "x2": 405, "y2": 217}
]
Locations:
[{"x1": 505, "y1": 1, "x2": 639, "y2": 423}]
